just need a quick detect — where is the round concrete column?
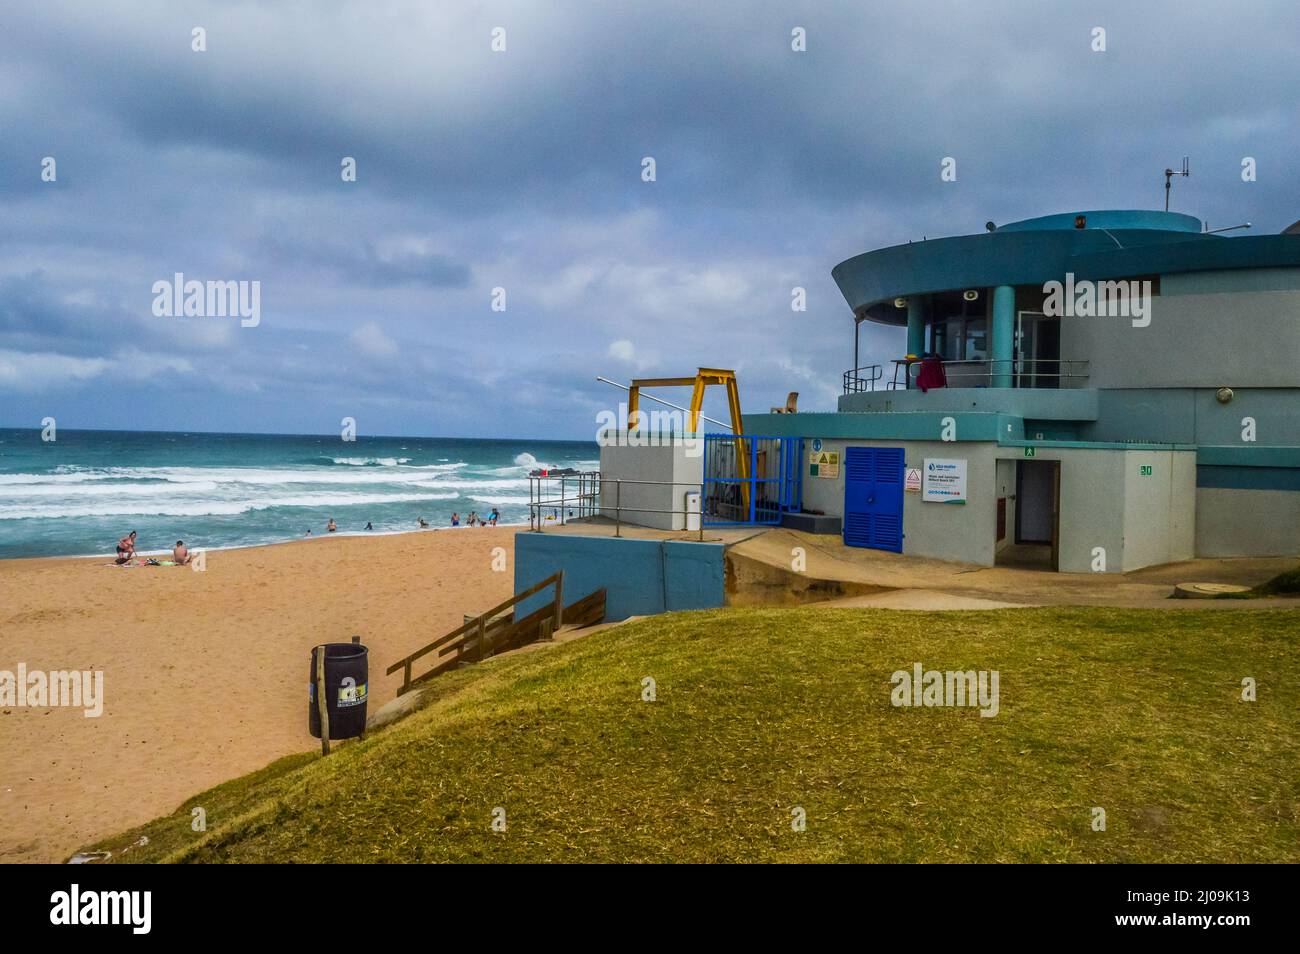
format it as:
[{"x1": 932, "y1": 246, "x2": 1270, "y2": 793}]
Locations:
[
  {"x1": 906, "y1": 297, "x2": 927, "y2": 356},
  {"x1": 991, "y1": 285, "x2": 1014, "y2": 387}
]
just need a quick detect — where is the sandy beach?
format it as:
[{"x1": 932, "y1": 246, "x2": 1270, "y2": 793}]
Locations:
[{"x1": 0, "y1": 527, "x2": 517, "y2": 863}]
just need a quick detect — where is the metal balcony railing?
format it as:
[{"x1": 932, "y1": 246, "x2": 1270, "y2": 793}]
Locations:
[
  {"x1": 527, "y1": 472, "x2": 707, "y2": 540},
  {"x1": 842, "y1": 365, "x2": 884, "y2": 393},
  {"x1": 843, "y1": 358, "x2": 1090, "y2": 393}
]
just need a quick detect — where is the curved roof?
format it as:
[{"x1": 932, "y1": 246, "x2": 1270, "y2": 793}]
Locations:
[{"x1": 833, "y1": 210, "x2": 1300, "y2": 325}]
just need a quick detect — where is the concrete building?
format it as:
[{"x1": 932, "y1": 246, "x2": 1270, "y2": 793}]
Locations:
[{"x1": 741, "y1": 209, "x2": 1300, "y2": 572}]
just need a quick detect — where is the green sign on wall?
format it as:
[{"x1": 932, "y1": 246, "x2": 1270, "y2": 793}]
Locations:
[{"x1": 1140, "y1": 465, "x2": 1153, "y2": 476}]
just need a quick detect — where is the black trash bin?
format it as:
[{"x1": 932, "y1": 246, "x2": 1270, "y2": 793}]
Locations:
[{"x1": 309, "y1": 642, "x2": 369, "y2": 740}]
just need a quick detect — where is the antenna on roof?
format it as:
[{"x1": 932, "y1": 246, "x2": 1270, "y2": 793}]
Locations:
[{"x1": 1163, "y1": 156, "x2": 1189, "y2": 211}]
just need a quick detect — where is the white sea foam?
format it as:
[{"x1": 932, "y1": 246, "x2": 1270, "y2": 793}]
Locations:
[
  {"x1": 0, "y1": 463, "x2": 468, "y2": 489},
  {"x1": 411, "y1": 477, "x2": 529, "y2": 491},
  {"x1": 0, "y1": 480, "x2": 221, "y2": 497},
  {"x1": 0, "y1": 490, "x2": 460, "y2": 520},
  {"x1": 329, "y1": 457, "x2": 413, "y2": 466}
]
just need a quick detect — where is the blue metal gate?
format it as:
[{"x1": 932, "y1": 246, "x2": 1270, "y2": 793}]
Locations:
[
  {"x1": 702, "y1": 435, "x2": 801, "y2": 526},
  {"x1": 843, "y1": 447, "x2": 904, "y2": 552}
]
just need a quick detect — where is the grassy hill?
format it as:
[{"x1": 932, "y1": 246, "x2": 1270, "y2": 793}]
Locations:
[{"x1": 84, "y1": 606, "x2": 1300, "y2": 863}]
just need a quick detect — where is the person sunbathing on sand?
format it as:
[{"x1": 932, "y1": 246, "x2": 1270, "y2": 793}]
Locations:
[
  {"x1": 115, "y1": 531, "x2": 137, "y2": 564},
  {"x1": 173, "y1": 540, "x2": 193, "y2": 565}
]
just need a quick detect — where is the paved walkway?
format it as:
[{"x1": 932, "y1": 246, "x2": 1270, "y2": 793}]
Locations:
[{"x1": 728, "y1": 528, "x2": 1300, "y2": 610}]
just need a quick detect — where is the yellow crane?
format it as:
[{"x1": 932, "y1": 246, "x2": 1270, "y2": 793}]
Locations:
[{"x1": 625, "y1": 368, "x2": 750, "y2": 512}]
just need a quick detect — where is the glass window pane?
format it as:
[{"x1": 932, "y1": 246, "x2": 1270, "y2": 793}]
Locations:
[
  {"x1": 964, "y1": 317, "x2": 987, "y2": 360},
  {"x1": 933, "y1": 316, "x2": 962, "y2": 360}
]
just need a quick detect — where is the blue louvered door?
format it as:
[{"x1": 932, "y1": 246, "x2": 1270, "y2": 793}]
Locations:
[{"x1": 843, "y1": 447, "x2": 904, "y2": 552}]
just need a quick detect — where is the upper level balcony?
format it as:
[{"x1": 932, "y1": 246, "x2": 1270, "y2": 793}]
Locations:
[{"x1": 843, "y1": 357, "x2": 1090, "y2": 394}]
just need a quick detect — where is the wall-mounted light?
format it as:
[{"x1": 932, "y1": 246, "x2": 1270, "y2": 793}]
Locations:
[
  {"x1": 894, "y1": 298, "x2": 908, "y2": 309},
  {"x1": 1074, "y1": 214, "x2": 1087, "y2": 229},
  {"x1": 962, "y1": 289, "x2": 979, "y2": 301},
  {"x1": 1215, "y1": 387, "x2": 1234, "y2": 404}
]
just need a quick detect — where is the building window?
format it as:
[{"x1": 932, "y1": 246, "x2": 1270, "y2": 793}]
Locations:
[{"x1": 931, "y1": 314, "x2": 987, "y2": 360}]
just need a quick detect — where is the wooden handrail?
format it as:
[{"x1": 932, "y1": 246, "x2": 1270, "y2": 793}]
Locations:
[
  {"x1": 390, "y1": 571, "x2": 564, "y2": 675},
  {"x1": 393, "y1": 581, "x2": 605, "y2": 696}
]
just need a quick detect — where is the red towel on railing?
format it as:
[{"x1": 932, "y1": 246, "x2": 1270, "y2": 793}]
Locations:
[{"x1": 915, "y1": 356, "x2": 947, "y2": 393}]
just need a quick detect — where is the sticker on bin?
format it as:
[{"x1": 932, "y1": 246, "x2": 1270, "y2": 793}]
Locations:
[{"x1": 337, "y1": 677, "x2": 367, "y2": 707}]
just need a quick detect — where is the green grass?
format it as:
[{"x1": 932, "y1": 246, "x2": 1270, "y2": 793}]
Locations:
[
  {"x1": 84, "y1": 606, "x2": 1300, "y2": 863},
  {"x1": 1254, "y1": 564, "x2": 1300, "y2": 596}
]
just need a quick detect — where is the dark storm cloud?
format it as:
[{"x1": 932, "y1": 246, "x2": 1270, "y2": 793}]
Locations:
[{"x1": 1, "y1": 0, "x2": 1297, "y2": 436}]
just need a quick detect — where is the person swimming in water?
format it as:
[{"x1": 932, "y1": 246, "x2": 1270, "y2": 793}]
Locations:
[
  {"x1": 327, "y1": 518, "x2": 337, "y2": 533},
  {"x1": 451, "y1": 513, "x2": 460, "y2": 526},
  {"x1": 364, "y1": 521, "x2": 373, "y2": 531}
]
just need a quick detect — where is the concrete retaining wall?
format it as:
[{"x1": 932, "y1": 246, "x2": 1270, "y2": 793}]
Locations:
[{"x1": 514, "y1": 532, "x2": 725, "y2": 621}]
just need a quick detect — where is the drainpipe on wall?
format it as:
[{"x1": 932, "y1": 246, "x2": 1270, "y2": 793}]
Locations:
[{"x1": 991, "y1": 284, "x2": 1014, "y2": 387}]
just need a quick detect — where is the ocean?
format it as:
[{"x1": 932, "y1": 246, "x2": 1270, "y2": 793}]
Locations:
[{"x1": 0, "y1": 428, "x2": 598, "y2": 559}]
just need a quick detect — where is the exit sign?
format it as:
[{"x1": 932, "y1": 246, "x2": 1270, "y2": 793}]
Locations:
[{"x1": 1023, "y1": 447, "x2": 1036, "y2": 458}]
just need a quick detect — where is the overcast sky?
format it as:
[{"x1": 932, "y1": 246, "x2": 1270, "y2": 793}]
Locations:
[{"x1": 1, "y1": 0, "x2": 1296, "y2": 439}]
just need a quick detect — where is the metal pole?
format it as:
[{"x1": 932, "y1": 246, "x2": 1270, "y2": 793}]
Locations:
[
  {"x1": 615, "y1": 480, "x2": 621, "y2": 537},
  {"x1": 853, "y1": 315, "x2": 860, "y2": 378},
  {"x1": 595, "y1": 377, "x2": 731, "y2": 430},
  {"x1": 315, "y1": 645, "x2": 330, "y2": 756}
]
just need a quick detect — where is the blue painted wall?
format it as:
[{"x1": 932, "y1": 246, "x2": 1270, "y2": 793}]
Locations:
[{"x1": 514, "y1": 533, "x2": 725, "y2": 622}]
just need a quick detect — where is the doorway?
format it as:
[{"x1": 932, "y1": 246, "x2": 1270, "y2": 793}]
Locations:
[
  {"x1": 1015, "y1": 310, "x2": 1061, "y2": 389},
  {"x1": 843, "y1": 446, "x2": 904, "y2": 552},
  {"x1": 1007, "y1": 459, "x2": 1060, "y2": 570}
]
